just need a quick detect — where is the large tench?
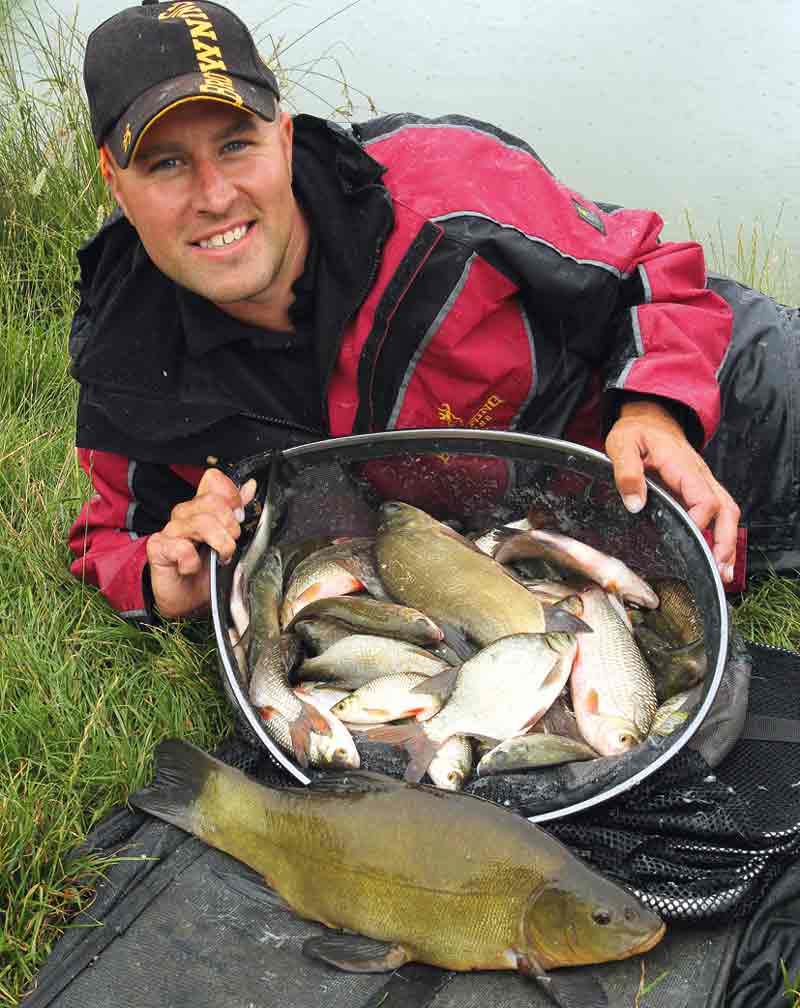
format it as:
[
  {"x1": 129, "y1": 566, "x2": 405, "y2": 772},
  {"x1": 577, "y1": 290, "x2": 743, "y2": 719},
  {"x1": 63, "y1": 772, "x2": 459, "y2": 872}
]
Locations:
[
  {"x1": 132, "y1": 740, "x2": 665, "y2": 981},
  {"x1": 375, "y1": 502, "x2": 584, "y2": 651}
]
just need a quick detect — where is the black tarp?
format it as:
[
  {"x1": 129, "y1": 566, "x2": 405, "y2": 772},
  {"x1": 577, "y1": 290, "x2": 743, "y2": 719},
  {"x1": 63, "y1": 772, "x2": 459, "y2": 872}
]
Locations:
[{"x1": 20, "y1": 643, "x2": 800, "y2": 1008}]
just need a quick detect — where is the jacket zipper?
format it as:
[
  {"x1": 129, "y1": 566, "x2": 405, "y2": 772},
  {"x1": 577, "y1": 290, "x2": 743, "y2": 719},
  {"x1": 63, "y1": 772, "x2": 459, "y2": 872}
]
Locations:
[
  {"x1": 237, "y1": 411, "x2": 325, "y2": 438},
  {"x1": 320, "y1": 190, "x2": 395, "y2": 427}
]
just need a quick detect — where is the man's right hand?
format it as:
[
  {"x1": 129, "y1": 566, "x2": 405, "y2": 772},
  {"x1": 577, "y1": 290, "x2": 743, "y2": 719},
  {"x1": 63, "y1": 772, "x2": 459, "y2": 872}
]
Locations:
[{"x1": 146, "y1": 470, "x2": 257, "y2": 619}]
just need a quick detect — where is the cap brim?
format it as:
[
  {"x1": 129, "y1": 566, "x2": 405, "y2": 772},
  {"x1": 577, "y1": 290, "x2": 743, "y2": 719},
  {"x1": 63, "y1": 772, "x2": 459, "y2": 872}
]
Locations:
[{"x1": 106, "y1": 72, "x2": 277, "y2": 168}]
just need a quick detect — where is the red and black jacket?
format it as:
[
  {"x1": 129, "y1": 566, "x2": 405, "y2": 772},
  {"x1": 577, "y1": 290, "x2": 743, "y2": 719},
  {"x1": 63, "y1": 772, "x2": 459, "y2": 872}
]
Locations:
[{"x1": 68, "y1": 113, "x2": 732, "y2": 618}]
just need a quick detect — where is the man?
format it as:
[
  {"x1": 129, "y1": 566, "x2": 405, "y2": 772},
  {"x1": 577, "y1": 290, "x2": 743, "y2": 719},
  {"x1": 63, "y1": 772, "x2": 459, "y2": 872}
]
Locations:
[{"x1": 70, "y1": 0, "x2": 757, "y2": 622}]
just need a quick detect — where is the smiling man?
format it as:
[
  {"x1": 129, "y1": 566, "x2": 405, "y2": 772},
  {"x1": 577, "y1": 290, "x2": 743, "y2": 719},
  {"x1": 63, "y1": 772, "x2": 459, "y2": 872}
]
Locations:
[
  {"x1": 69, "y1": 0, "x2": 799, "y2": 622},
  {"x1": 103, "y1": 104, "x2": 308, "y2": 326}
]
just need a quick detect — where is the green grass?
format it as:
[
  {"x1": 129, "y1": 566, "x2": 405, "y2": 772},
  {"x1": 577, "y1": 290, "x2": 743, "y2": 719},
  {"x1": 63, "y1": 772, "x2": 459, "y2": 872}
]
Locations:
[
  {"x1": 0, "y1": 5, "x2": 798, "y2": 1007},
  {"x1": 685, "y1": 206, "x2": 799, "y2": 306}
]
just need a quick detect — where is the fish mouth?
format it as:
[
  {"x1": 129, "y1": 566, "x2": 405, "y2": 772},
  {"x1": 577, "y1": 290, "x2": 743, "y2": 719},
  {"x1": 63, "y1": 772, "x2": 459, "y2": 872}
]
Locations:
[{"x1": 626, "y1": 922, "x2": 667, "y2": 956}]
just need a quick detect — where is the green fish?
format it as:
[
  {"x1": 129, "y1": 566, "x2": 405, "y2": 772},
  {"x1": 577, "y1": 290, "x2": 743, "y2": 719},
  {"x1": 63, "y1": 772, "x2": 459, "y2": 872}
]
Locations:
[{"x1": 132, "y1": 740, "x2": 665, "y2": 988}]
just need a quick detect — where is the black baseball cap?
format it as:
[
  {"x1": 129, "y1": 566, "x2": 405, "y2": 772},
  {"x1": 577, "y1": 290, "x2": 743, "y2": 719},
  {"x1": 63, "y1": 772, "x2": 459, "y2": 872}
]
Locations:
[{"x1": 84, "y1": 0, "x2": 280, "y2": 168}]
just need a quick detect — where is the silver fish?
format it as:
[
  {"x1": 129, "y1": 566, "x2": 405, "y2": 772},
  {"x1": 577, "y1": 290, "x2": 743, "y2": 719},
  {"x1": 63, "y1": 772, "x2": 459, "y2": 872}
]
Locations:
[
  {"x1": 260, "y1": 689, "x2": 360, "y2": 769},
  {"x1": 427, "y1": 735, "x2": 473, "y2": 791},
  {"x1": 570, "y1": 588, "x2": 658, "y2": 755},
  {"x1": 297, "y1": 634, "x2": 448, "y2": 691},
  {"x1": 289, "y1": 596, "x2": 444, "y2": 647},
  {"x1": 280, "y1": 543, "x2": 366, "y2": 627},
  {"x1": 249, "y1": 633, "x2": 331, "y2": 768},
  {"x1": 331, "y1": 672, "x2": 443, "y2": 725},
  {"x1": 493, "y1": 529, "x2": 659, "y2": 609},
  {"x1": 477, "y1": 734, "x2": 597, "y2": 776},
  {"x1": 368, "y1": 633, "x2": 577, "y2": 782}
]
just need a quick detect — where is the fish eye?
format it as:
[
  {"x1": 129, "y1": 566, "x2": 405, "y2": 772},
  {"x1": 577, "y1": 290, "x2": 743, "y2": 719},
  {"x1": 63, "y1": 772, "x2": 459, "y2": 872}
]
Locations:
[{"x1": 592, "y1": 909, "x2": 612, "y2": 926}]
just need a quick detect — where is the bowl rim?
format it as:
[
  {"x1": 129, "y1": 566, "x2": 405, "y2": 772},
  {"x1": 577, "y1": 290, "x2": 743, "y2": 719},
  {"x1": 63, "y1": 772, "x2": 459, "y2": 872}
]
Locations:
[{"x1": 210, "y1": 428, "x2": 729, "y2": 822}]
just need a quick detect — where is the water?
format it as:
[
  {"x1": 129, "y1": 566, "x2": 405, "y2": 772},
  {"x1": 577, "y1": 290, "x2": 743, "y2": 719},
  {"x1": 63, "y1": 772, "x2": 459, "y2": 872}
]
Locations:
[{"x1": 48, "y1": 0, "x2": 800, "y2": 278}]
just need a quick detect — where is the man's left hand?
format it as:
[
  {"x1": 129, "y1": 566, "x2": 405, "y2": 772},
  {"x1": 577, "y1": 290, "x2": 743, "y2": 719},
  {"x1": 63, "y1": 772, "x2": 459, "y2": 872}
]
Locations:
[{"x1": 605, "y1": 400, "x2": 740, "y2": 583}]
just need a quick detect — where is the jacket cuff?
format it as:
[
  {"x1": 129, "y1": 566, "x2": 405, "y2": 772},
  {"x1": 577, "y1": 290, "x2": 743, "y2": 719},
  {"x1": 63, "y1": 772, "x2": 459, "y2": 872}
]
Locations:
[{"x1": 603, "y1": 390, "x2": 705, "y2": 452}]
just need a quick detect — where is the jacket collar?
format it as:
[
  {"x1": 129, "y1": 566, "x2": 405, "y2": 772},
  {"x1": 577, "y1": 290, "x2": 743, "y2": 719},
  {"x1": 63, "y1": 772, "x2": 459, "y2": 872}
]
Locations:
[{"x1": 70, "y1": 116, "x2": 393, "y2": 454}]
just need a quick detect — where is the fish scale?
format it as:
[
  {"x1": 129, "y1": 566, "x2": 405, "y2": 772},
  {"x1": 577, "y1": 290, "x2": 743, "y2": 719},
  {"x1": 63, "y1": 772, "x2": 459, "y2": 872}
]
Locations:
[
  {"x1": 375, "y1": 501, "x2": 548, "y2": 645},
  {"x1": 571, "y1": 588, "x2": 658, "y2": 754}
]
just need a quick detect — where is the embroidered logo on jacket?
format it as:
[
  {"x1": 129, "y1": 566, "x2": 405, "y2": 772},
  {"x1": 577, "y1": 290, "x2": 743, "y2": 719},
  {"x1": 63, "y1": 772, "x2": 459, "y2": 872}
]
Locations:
[
  {"x1": 437, "y1": 403, "x2": 464, "y2": 426},
  {"x1": 469, "y1": 394, "x2": 504, "y2": 429},
  {"x1": 435, "y1": 395, "x2": 506, "y2": 462}
]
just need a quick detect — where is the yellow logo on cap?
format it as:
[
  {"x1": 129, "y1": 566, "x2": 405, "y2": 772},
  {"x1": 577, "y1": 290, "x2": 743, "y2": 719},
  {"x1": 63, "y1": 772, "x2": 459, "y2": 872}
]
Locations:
[
  {"x1": 122, "y1": 123, "x2": 132, "y2": 152},
  {"x1": 159, "y1": 2, "x2": 244, "y2": 106}
]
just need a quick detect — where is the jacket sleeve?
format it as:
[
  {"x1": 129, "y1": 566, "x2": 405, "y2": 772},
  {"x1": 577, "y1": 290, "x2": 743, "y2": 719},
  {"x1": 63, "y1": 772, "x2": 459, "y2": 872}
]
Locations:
[
  {"x1": 359, "y1": 114, "x2": 733, "y2": 450},
  {"x1": 597, "y1": 219, "x2": 732, "y2": 449},
  {"x1": 68, "y1": 448, "x2": 203, "y2": 620}
]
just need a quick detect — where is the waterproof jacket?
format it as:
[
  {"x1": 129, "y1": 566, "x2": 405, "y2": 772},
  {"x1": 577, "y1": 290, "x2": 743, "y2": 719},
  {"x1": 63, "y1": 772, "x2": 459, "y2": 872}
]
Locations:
[{"x1": 68, "y1": 113, "x2": 734, "y2": 619}]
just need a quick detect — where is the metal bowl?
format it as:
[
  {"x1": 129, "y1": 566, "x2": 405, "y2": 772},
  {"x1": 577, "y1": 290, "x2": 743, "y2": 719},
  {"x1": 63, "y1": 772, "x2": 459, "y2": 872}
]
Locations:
[{"x1": 210, "y1": 429, "x2": 728, "y2": 823}]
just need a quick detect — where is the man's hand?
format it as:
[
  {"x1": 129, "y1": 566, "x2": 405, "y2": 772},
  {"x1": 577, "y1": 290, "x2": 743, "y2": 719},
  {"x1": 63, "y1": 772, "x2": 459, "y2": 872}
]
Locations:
[
  {"x1": 605, "y1": 400, "x2": 740, "y2": 583},
  {"x1": 146, "y1": 470, "x2": 258, "y2": 619}
]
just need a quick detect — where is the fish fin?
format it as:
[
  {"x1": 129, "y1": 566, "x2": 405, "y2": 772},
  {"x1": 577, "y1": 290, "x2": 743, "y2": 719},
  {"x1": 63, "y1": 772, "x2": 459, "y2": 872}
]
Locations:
[
  {"x1": 303, "y1": 933, "x2": 411, "y2": 973},
  {"x1": 438, "y1": 622, "x2": 476, "y2": 662},
  {"x1": 305, "y1": 769, "x2": 406, "y2": 794},
  {"x1": 411, "y1": 665, "x2": 460, "y2": 701},
  {"x1": 334, "y1": 554, "x2": 392, "y2": 602},
  {"x1": 516, "y1": 953, "x2": 608, "y2": 1008},
  {"x1": 543, "y1": 607, "x2": 592, "y2": 634},
  {"x1": 364, "y1": 723, "x2": 439, "y2": 783},
  {"x1": 210, "y1": 864, "x2": 295, "y2": 915},
  {"x1": 554, "y1": 593, "x2": 584, "y2": 617},
  {"x1": 285, "y1": 575, "x2": 364, "y2": 627},
  {"x1": 129, "y1": 739, "x2": 218, "y2": 832},
  {"x1": 289, "y1": 698, "x2": 334, "y2": 767}
]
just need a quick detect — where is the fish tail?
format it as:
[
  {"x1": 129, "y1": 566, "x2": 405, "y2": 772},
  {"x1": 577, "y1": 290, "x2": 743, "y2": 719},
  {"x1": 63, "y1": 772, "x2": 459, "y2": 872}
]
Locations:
[
  {"x1": 289, "y1": 697, "x2": 334, "y2": 767},
  {"x1": 543, "y1": 608, "x2": 592, "y2": 634},
  {"x1": 365, "y1": 723, "x2": 440, "y2": 783},
  {"x1": 129, "y1": 739, "x2": 220, "y2": 834}
]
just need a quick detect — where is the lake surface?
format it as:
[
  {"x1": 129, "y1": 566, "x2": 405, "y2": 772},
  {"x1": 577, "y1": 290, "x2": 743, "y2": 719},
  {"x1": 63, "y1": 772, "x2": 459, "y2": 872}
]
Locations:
[{"x1": 45, "y1": 0, "x2": 800, "y2": 283}]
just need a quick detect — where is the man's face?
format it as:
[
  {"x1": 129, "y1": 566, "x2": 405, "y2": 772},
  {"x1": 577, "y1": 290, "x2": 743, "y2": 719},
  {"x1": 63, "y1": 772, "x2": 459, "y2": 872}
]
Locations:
[{"x1": 106, "y1": 101, "x2": 302, "y2": 311}]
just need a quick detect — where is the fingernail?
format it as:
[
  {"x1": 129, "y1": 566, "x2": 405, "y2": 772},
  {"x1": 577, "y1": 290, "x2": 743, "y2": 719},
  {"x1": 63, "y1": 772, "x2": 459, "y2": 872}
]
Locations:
[
  {"x1": 220, "y1": 555, "x2": 232, "y2": 567},
  {"x1": 234, "y1": 507, "x2": 245, "y2": 523},
  {"x1": 622, "y1": 494, "x2": 644, "y2": 514},
  {"x1": 242, "y1": 478, "x2": 257, "y2": 499},
  {"x1": 722, "y1": 563, "x2": 734, "y2": 583}
]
